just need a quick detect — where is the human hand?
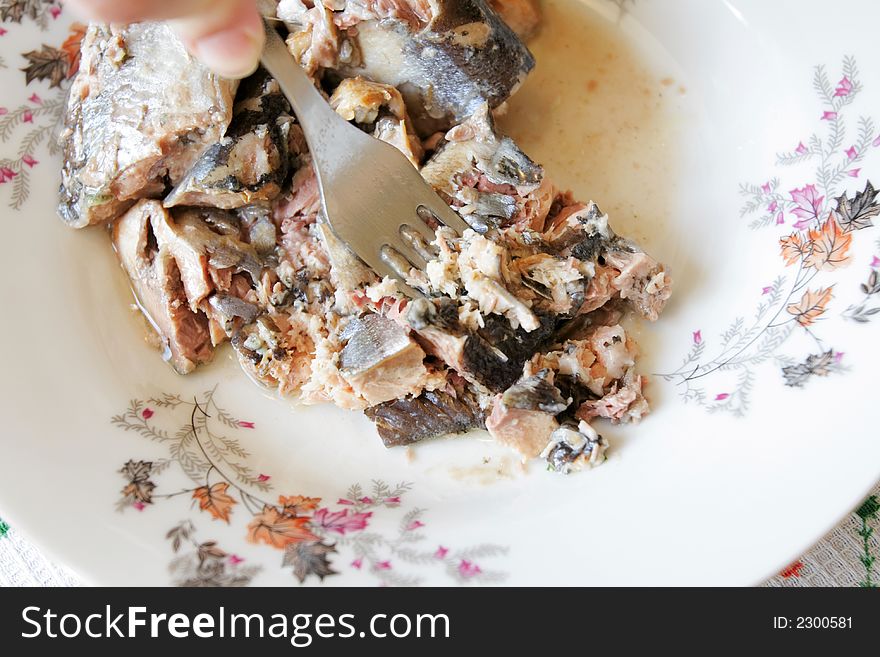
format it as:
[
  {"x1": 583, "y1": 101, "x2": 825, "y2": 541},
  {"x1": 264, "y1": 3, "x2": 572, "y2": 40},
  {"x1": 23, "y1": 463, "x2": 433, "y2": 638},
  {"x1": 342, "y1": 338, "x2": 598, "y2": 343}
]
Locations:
[{"x1": 64, "y1": 0, "x2": 264, "y2": 79}]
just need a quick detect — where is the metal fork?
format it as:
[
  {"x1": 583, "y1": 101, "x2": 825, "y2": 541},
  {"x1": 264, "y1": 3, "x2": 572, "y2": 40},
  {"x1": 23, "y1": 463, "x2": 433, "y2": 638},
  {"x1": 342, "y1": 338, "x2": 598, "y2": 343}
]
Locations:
[{"x1": 259, "y1": 22, "x2": 471, "y2": 298}]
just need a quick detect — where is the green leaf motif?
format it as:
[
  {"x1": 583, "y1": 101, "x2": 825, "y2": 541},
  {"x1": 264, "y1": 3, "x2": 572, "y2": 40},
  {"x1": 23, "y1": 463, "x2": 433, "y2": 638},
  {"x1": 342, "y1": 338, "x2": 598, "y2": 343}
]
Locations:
[
  {"x1": 0, "y1": 517, "x2": 9, "y2": 538},
  {"x1": 856, "y1": 495, "x2": 880, "y2": 521}
]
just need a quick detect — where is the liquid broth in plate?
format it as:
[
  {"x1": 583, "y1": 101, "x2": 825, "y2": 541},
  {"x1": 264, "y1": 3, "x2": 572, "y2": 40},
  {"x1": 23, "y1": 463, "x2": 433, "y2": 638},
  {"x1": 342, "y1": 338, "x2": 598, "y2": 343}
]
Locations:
[{"x1": 498, "y1": 0, "x2": 683, "y2": 250}]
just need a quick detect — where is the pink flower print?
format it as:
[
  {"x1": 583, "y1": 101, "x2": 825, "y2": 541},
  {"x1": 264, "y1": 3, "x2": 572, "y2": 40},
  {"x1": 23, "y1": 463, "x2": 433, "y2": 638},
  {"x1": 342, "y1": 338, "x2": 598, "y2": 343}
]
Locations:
[
  {"x1": 375, "y1": 561, "x2": 392, "y2": 570},
  {"x1": 760, "y1": 182, "x2": 771, "y2": 194},
  {"x1": 845, "y1": 146, "x2": 858, "y2": 160},
  {"x1": 312, "y1": 508, "x2": 372, "y2": 535},
  {"x1": 351, "y1": 558, "x2": 363, "y2": 569},
  {"x1": 0, "y1": 167, "x2": 18, "y2": 183},
  {"x1": 256, "y1": 474, "x2": 270, "y2": 482},
  {"x1": 789, "y1": 184, "x2": 824, "y2": 223},
  {"x1": 384, "y1": 496, "x2": 401, "y2": 505},
  {"x1": 141, "y1": 408, "x2": 154, "y2": 420},
  {"x1": 336, "y1": 498, "x2": 354, "y2": 505},
  {"x1": 50, "y1": 5, "x2": 62, "y2": 19},
  {"x1": 762, "y1": 286, "x2": 773, "y2": 295},
  {"x1": 0, "y1": 28, "x2": 6, "y2": 36},
  {"x1": 21, "y1": 155, "x2": 38, "y2": 168},
  {"x1": 821, "y1": 111, "x2": 838, "y2": 121},
  {"x1": 767, "y1": 200, "x2": 778, "y2": 213},
  {"x1": 792, "y1": 218, "x2": 813, "y2": 231},
  {"x1": 133, "y1": 501, "x2": 146, "y2": 511},
  {"x1": 692, "y1": 330, "x2": 702, "y2": 345},
  {"x1": 834, "y1": 352, "x2": 845, "y2": 364},
  {"x1": 847, "y1": 168, "x2": 861, "y2": 178},
  {"x1": 239, "y1": 421, "x2": 255, "y2": 429},
  {"x1": 22, "y1": 110, "x2": 33, "y2": 123},
  {"x1": 871, "y1": 256, "x2": 880, "y2": 268},
  {"x1": 458, "y1": 560, "x2": 482, "y2": 578},
  {"x1": 834, "y1": 76, "x2": 853, "y2": 97},
  {"x1": 435, "y1": 546, "x2": 449, "y2": 559},
  {"x1": 406, "y1": 520, "x2": 425, "y2": 531},
  {"x1": 28, "y1": 93, "x2": 41, "y2": 105},
  {"x1": 358, "y1": 496, "x2": 373, "y2": 504},
  {"x1": 228, "y1": 554, "x2": 244, "y2": 565},
  {"x1": 714, "y1": 393, "x2": 730, "y2": 401},
  {"x1": 0, "y1": 108, "x2": 7, "y2": 115},
  {"x1": 794, "y1": 142, "x2": 808, "y2": 155},
  {"x1": 776, "y1": 211, "x2": 785, "y2": 225}
]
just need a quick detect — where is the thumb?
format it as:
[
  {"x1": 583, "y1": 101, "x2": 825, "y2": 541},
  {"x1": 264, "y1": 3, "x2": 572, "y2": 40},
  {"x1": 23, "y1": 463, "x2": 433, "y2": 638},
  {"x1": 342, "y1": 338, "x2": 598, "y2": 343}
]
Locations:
[
  {"x1": 63, "y1": 0, "x2": 264, "y2": 79},
  {"x1": 171, "y1": 0, "x2": 265, "y2": 79}
]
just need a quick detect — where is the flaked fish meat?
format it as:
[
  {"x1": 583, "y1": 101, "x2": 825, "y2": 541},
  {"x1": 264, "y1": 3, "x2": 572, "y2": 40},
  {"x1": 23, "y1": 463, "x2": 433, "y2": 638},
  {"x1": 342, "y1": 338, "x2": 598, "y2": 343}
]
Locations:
[{"x1": 60, "y1": 6, "x2": 672, "y2": 473}]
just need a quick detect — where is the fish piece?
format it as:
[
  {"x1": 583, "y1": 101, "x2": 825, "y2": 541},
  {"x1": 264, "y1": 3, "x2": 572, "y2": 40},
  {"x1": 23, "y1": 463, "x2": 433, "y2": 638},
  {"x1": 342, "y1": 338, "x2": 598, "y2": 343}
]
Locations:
[
  {"x1": 541, "y1": 420, "x2": 607, "y2": 474},
  {"x1": 59, "y1": 23, "x2": 237, "y2": 228},
  {"x1": 500, "y1": 368, "x2": 570, "y2": 414},
  {"x1": 546, "y1": 201, "x2": 672, "y2": 320},
  {"x1": 421, "y1": 105, "x2": 543, "y2": 230},
  {"x1": 314, "y1": 0, "x2": 535, "y2": 134},
  {"x1": 422, "y1": 104, "x2": 542, "y2": 194},
  {"x1": 152, "y1": 207, "x2": 263, "y2": 310},
  {"x1": 315, "y1": 222, "x2": 375, "y2": 298},
  {"x1": 485, "y1": 393, "x2": 558, "y2": 458},
  {"x1": 165, "y1": 73, "x2": 294, "y2": 209},
  {"x1": 113, "y1": 201, "x2": 265, "y2": 372},
  {"x1": 489, "y1": 0, "x2": 541, "y2": 40},
  {"x1": 111, "y1": 200, "x2": 214, "y2": 374},
  {"x1": 364, "y1": 378, "x2": 486, "y2": 447},
  {"x1": 577, "y1": 367, "x2": 649, "y2": 424},
  {"x1": 339, "y1": 314, "x2": 428, "y2": 405},
  {"x1": 406, "y1": 297, "x2": 556, "y2": 392},
  {"x1": 329, "y1": 77, "x2": 423, "y2": 164}
]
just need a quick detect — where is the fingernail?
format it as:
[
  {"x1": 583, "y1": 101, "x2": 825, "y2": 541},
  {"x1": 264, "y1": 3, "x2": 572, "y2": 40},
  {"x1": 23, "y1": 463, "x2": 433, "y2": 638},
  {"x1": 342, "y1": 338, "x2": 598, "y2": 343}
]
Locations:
[{"x1": 193, "y1": 24, "x2": 264, "y2": 79}]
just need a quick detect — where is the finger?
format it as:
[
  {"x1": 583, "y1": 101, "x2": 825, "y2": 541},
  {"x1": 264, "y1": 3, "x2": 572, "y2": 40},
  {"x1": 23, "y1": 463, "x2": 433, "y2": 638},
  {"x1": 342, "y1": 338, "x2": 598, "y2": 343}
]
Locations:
[
  {"x1": 64, "y1": 0, "x2": 227, "y2": 23},
  {"x1": 172, "y1": 1, "x2": 264, "y2": 79},
  {"x1": 64, "y1": 0, "x2": 264, "y2": 79}
]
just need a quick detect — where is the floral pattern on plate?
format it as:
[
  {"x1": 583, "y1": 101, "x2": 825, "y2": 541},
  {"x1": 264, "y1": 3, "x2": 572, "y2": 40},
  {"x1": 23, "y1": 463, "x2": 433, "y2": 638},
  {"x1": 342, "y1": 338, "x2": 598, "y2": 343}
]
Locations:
[
  {"x1": 112, "y1": 388, "x2": 508, "y2": 586},
  {"x1": 0, "y1": 5, "x2": 83, "y2": 209},
  {"x1": 659, "y1": 57, "x2": 880, "y2": 415}
]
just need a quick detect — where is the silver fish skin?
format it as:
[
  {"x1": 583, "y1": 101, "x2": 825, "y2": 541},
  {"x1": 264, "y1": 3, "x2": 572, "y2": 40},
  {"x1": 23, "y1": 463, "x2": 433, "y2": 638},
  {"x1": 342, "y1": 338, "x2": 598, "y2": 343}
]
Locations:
[
  {"x1": 165, "y1": 73, "x2": 294, "y2": 210},
  {"x1": 339, "y1": 314, "x2": 428, "y2": 405},
  {"x1": 58, "y1": 23, "x2": 238, "y2": 229},
  {"x1": 334, "y1": 0, "x2": 535, "y2": 134}
]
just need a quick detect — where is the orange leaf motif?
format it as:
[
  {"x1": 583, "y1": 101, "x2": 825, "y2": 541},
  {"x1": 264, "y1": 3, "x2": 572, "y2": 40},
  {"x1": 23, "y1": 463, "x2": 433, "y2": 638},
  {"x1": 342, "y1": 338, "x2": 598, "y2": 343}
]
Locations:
[
  {"x1": 247, "y1": 505, "x2": 318, "y2": 549},
  {"x1": 779, "y1": 232, "x2": 811, "y2": 266},
  {"x1": 192, "y1": 482, "x2": 237, "y2": 523},
  {"x1": 803, "y1": 215, "x2": 853, "y2": 271},
  {"x1": 786, "y1": 287, "x2": 834, "y2": 327},
  {"x1": 61, "y1": 23, "x2": 87, "y2": 79},
  {"x1": 278, "y1": 495, "x2": 322, "y2": 517}
]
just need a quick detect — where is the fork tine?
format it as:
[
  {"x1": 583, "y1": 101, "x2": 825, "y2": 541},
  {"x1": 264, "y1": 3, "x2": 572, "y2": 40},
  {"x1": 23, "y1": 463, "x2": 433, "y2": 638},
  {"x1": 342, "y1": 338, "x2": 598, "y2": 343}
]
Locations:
[
  {"x1": 400, "y1": 224, "x2": 439, "y2": 261},
  {"x1": 400, "y1": 220, "x2": 438, "y2": 250},
  {"x1": 419, "y1": 198, "x2": 472, "y2": 235},
  {"x1": 357, "y1": 245, "x2": 425, "y2": 299},
  {"x1": 385, "y1": 235, "x2": 428, "y2": 271}
]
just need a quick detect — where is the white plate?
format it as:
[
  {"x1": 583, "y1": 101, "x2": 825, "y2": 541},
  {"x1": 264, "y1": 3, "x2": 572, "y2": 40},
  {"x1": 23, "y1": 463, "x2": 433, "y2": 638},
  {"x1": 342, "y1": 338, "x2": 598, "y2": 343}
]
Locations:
[{"x1": 1, "y1": 0, "x2": 879, "y2": 586}]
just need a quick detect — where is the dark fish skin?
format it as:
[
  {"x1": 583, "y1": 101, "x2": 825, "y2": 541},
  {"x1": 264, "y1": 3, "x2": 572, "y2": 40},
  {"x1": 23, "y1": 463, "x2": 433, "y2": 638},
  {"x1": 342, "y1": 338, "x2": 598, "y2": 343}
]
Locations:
[
  {"x1": 501, "y1": 369, "x2": 569, "y2": 414},
  {"x1": 58, "y1": 23, "x2": 237, "y2": 228},
  {"x1": 165, "y1": 72, "x2": 293, "y2": 209},
  {"x1": 407, "y1": 297, "x2": 557, "y2": 392},
  {"x1": 463, "y1": 312, "x2": 557, "y2": 391},
  {"x1": 364, "y1": 384, "x2": 486, "y2": 447},
  {"x1": 335, "y1": 0, "x2": 535, "y2": 134}
]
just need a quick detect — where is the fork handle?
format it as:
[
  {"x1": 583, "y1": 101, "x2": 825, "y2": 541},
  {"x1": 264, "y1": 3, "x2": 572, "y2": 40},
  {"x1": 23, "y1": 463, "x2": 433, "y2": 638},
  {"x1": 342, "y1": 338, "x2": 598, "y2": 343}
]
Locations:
[{"x1": 259, "y1": 21, "x2": 359, "y2": 180}]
